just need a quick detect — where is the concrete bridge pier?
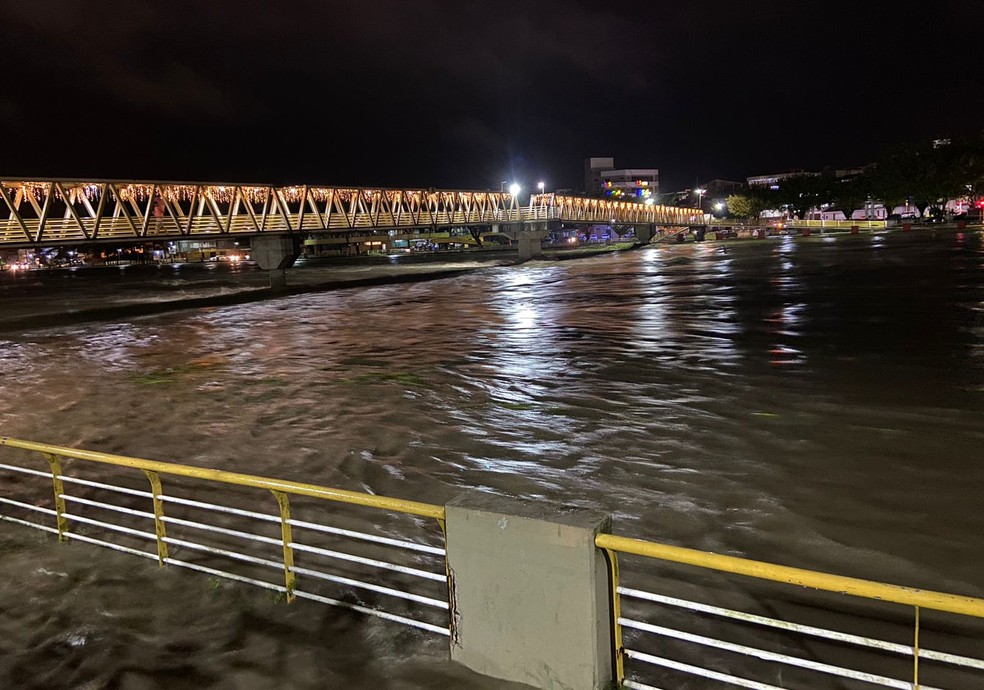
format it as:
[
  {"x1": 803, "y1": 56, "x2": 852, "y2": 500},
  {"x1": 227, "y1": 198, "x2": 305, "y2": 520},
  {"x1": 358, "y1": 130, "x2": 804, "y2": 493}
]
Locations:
[
  {"x1": 634, "y1": 224, "x2": 654, "y2": 244},
  {"x1": 517, "y1": 232, "x2": 543, "y2": 261},
  {"x1": 250, "y1": 235, "x2": 298, "y2": 289},
  {"x1": 496, "y1": 222, "x2": 551, "y2": 262}
]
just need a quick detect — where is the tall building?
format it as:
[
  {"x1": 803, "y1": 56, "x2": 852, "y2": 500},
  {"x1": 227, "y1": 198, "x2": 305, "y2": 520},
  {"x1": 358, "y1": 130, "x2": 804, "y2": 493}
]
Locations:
[
  {"x1": 584, "y1": 158, "x2": 659, "y2": 200},
  {"x1": 584, "y1": 157, "x2": 615, "y2": 194}
]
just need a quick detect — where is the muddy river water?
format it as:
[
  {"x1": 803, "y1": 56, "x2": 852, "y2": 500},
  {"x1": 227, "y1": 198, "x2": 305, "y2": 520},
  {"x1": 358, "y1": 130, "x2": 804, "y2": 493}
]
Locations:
[{"x1": 0, "y1": 232, "x2": 982, "y2": 688}]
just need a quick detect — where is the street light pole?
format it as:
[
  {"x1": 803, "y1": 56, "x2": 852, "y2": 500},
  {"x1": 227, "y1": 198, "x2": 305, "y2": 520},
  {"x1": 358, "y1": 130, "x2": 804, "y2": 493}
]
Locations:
[{"x1": 695, "y1": 188, "x2": 706, "y2": 213}]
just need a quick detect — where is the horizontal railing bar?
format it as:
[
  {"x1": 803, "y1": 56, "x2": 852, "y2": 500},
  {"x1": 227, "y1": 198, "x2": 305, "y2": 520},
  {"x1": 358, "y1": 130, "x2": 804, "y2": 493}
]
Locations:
[
  {"x1": 598, "y1": 533, "x2": 984, "y2": 619},
  {"x1": 0, "y1": 437, "x2": 445, "y2": 520},
  {"x1": 162, "y1": 536, "x2": 284, "y2": 570},
  {"x1": 65, "y1": 531, "x2": 160, "y2": 560},
  {"x1": 63, "y1": 512, "x2": 157, "y2": 541},
  {"x1": 619, "y1": 586, "x2": 984, "y2": 671},
  {"x1": 290, "y1": 565, "x2": 448, "y2": 609},
  {"x1": 59, "y1": 475, "x2": 153, "y2": 498},
  {"x1": 164, "y1": 557, "x2": 286, "y2": 593},
  {"x1": 159, "y1": 495, "x2": 280, "y2": 523},
  {"x1": 293, "y1": 589, "x2": 449, "y2": 636},
  {"x1": 0, "y1": 496, "x2": 57, "y2": 516},
  {"x1": 61, "y1": 494, "x2": 155, "y2": 520},
  {"x1": 921, "y1": 648, "x2": 984, "y2": 671},
  {"x1": 0, "y1": 462, "x2": 51, "y2": 478},
  {"x1": 161, "y1": 515, "x2": 282, "y2": 547},
  {"x1": 619, "y1": 586, "x2": 911, "y2": 655},
  {"x1": 622, "y1": 680, "x2": 665, "y2": 690},
  {"x1": 620, "y1": 617, "x2": 931, "y2": 690},
  {"x1": 625, "y1": 648, "x2": 786, "y2": 690},
  {"x1": 1, "y1": 518, "x2": 445, "y2": 636},
  {"x1": 289, "y1": 541, "x2": 446, "y2": 582},
  {"x1": 0, "y1": 514, "x2": 60, "y2": 534},
  {"x1": 287, "y1": 518, "x2": 445, "y2": 556}
]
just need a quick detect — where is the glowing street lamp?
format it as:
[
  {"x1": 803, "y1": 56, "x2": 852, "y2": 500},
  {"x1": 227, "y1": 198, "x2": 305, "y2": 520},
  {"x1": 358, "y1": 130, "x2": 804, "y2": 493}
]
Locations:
[
  {"x1": 509, "y1": 183, "x2": 521, "y2": 197},
  {"x1": 537, "y1": 181, "x2": 545, "y2": 194},
  {"x1": 695, "y1": 188, "x2": 706, "y2": 209}
]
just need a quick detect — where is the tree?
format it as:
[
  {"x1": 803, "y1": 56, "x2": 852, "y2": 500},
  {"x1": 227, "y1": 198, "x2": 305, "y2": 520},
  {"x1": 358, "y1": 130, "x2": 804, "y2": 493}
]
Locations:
[
  {"x1": 766, "y1": 174, "x2": 830, "y2": 220},
  {"x1": 868, "y1": 135, "x2": 984, "y2": 219},
  {"x1": 830, "y1": 175, "x2": 871, "y2": 220},
  {"x1": 725, "y1": 193, "x2": 766, "y2": 220}
]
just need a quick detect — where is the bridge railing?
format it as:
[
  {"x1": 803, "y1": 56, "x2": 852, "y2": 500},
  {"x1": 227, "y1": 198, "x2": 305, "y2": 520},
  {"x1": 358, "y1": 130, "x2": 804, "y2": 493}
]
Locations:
[
  {"x1": 3, "y1": 435, "x2": 981, "y2": 689},
  {"x1": 788, "y1": 219, "x2": 888, "y2": 229},
  {"x1": 0, "y1": 436, "x2": 450, "y2": 635},
  {"x1": 707, "y1": 219, "x2": 889, "y2": 230},
  {"x1": 598, "y1": 533, "x2": 984, "y2": 689}
]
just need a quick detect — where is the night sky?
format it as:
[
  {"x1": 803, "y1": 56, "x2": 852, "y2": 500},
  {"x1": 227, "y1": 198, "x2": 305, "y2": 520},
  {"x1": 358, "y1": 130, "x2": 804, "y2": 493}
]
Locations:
[{"x1": 1, "y1": 1, "x2": 981, "y2": 194}]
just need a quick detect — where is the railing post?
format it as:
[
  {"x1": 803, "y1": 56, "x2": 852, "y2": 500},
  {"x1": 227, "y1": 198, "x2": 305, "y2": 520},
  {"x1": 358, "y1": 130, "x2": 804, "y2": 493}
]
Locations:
[
  {"x1": 42, "y1": 453, "x2": 68, "y2": 541},
  {"x1": 913, "y1": 605, "x2": 920, "y2": 689},
  {"x1": 143, "y1": 470, "x2": 169, "y2": 566},
  {"x1": 271, "y1": 490, "x2": 296, "y2": 602},
  {"x1": 601, "y1": 547, "x2": 625, "y2": 686}
]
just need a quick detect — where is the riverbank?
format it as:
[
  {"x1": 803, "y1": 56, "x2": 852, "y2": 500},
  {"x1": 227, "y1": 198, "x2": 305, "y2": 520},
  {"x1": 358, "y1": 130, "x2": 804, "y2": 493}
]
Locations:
[{"x1": 0, "y1": 242, "x2": 637, "y2": 333}]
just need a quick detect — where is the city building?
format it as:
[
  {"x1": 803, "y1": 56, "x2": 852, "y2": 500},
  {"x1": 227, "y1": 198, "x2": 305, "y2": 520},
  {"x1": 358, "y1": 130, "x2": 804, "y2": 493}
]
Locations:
[
  {"x1": 702, "y1": 179, "x2": 744, "y2": 196},
  {"x1": 746, "y1": 170, "x2": 818, "y2": 189},
  {"x1": 583, "y1": 157, "x2": 659, "y2": 200},
  {"x1": 583, "y1": 157, "x2": 615, "y2": 195}
]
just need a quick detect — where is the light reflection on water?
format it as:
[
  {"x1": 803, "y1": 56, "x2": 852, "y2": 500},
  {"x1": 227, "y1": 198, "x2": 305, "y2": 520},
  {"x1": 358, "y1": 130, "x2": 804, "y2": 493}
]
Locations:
[{"x1": 1, "y1": 232, "x2": 983, "y2": 687}]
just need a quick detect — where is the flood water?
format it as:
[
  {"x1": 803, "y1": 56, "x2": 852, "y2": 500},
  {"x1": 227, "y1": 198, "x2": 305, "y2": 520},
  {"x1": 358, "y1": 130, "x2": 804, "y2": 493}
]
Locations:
[{"x1": 1, "y1": 231, "x2": 982, "y2": 689}]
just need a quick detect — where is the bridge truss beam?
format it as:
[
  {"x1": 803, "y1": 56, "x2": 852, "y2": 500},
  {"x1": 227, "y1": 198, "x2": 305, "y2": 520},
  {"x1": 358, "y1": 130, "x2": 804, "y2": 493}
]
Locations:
[{"x1": 0, "y1": 179, "x2": 703, "y2": 250}]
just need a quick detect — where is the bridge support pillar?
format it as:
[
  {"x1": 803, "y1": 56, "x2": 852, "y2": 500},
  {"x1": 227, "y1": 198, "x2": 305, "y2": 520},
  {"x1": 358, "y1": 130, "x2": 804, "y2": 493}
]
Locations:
[
  {"x1": 269, "y1": 269, "x2": 287, "y2": 290},
  {"x1": 634, "y1": 225, "x2": 654, "y2": 244},
  {"x1": 445, "y1": 493, "x2": 614, "y2": 690},
  {"x1": 517, "y1": 232, "x2": 542, "y2": 261},
  {"x1": 250, "y1": 235, "x2": 297, "y2": 289}
]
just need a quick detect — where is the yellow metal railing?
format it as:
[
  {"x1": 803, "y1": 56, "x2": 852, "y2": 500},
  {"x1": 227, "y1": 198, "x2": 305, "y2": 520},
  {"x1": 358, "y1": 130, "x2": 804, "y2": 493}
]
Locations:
[
  {"x1": 3, "y1": 435, "x2": 984, "y2": 688},
  {"x1": 0, "y1": 436, "x2": 444, "y2": 521},
  {"x1": 596, "y1": 533, "x2": 984, "y2": 618},
  {"x1": 0, "y1": 435, "x2": 449, "y2": 634},
  {"x1": 597, "y1": 533, "x2": 984, "y2": 689},
  {"x1": 787, "y1": 219, "x2": 887, "y2": 228},
  {"x1": 707, "y1": 219, "x2": 889, "y2": 230}
]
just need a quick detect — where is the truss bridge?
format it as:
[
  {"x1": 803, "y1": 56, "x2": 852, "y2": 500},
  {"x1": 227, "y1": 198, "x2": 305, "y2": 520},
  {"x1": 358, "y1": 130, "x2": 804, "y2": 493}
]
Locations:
[{"x1": 0, "y1": 178, "x2": 703, "y2": 250}]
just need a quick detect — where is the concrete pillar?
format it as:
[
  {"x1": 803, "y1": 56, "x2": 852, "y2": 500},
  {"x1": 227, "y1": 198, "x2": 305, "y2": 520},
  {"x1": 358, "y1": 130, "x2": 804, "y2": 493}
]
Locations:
[
  {"x1": 250, "y1": 235, "x2": 298, "y2": 289},
  {"x1": 517, "y1": 232, "x2": 542, "y2": 261},
  {"x1": 634, "y1": 225, "x2": 653, "y2": 244},
  {"x1": 445, "y1": 494, "x2": 613, "y2": 690},
  {"x1": 269, "y1": 269, "x2": 287, "y2": 290}
]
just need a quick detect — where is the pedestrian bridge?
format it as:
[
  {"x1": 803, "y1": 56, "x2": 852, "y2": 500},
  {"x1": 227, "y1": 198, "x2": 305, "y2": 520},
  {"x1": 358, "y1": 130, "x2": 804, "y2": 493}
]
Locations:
[{"x1": 0, "y1": 178, "x2": 703, "y2": 249}]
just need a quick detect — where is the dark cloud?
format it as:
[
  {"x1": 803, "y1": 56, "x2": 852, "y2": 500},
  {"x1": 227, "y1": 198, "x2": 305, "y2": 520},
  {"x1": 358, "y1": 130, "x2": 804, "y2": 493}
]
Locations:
[{"x1": 0, "y1": 0, "x2": 981, "y2": 192}]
